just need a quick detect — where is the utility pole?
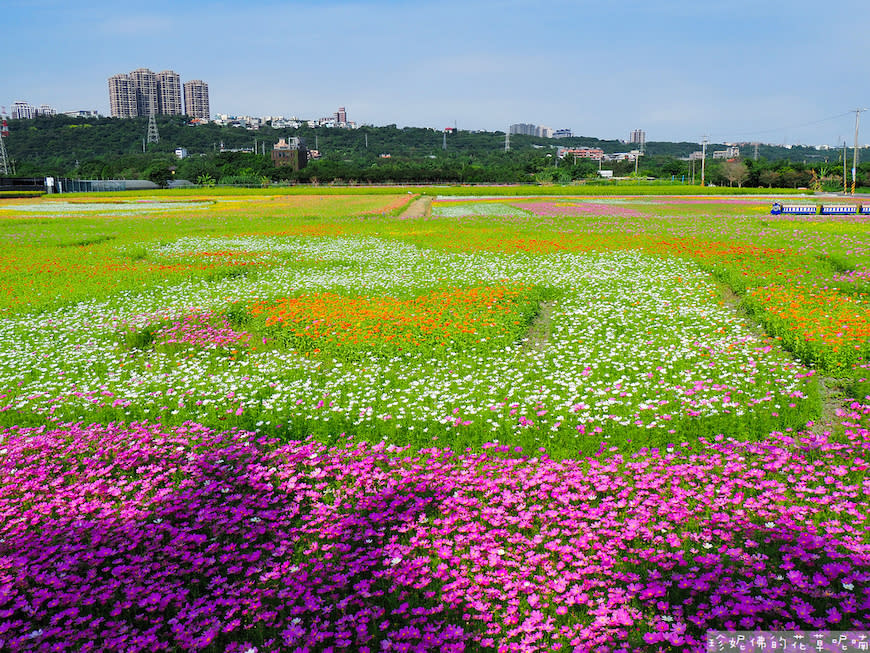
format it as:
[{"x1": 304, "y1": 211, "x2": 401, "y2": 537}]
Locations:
[
  {"x1": 442, "y1": 131, "x2": 447, "y2": 151},
  {"x1": 700, "y1": 135, "x2": 708, "y2": 186},
  {"x1": 754, "y1": 142, "x2": 759, "y2": 161},
  {"x1": 505, "y1": 129, "x2": 510, "y2": 153},
  {"x1": 843, "y1": 141, "x2": 848, "y2": 195},
  {"x1": 851, "y1": 108, "x2": 867, "y2": 195}
]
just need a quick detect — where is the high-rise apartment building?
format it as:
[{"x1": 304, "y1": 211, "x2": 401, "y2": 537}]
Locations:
[
  {"x1": 335, "y1": 107, "x2": 347, "y2": 124},
  {"x1": 129, "y1": 68, "x2": 158, "y2": 117},
  {"x1": 108, "y1": 74, "x2": 138, "y2": 117},
  {"x1": 629, "y1": 129, "x2": 646, "y2": 147},
  {"x1": 509, "y1": 123, "x2": 536, "y2": 136},
  {"x1": 509, "y1": 123, "x2": 553, "y2": 138},
  {"x1": 110, "y1": 68, "x2": 207, "y2": 118},
  {"x1": 156, "y1": 70, "x2": 182, "y2": 115},
  {"x1": 183, "y1": 80, "x2": 210, "y2": 120}
]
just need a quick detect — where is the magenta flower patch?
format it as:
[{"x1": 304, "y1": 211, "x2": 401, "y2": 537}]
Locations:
[{"x1": 1, "y1": 416, "x2": 868, "y2": 651}]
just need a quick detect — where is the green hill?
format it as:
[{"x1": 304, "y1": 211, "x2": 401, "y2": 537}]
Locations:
[{"x1": 2, "y1": 114, "x2": 867, "y2": 188}]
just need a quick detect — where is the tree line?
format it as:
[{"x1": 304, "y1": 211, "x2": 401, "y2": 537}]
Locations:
[{"x1": 3, "y1": 114, "x2": 869, "y2": 189}]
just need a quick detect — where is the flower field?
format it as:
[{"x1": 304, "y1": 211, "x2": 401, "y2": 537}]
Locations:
[{"x1": 0, "y1": 192, "x2": 868, "y2": 651}]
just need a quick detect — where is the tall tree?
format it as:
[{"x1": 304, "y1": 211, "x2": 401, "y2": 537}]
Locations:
[{"x1": 721, "y1": 160, "x2": 749, "y2": 187}]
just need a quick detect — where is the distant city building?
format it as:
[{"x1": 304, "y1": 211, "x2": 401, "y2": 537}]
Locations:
[
  {"x1": 11, "y1": 101, "x2": 56, "y2": 118},
  {"x1": 604, "y1": 150, "x2": 641, "y2": 162},
  {"x1": 689, "y1": 151, "x2": 705, "y2": 160},
  {"x1": 509, "y1": 123, "x2": 536, "y2": 136},
  {"x1": 271, "y1": 137, "x2": 308, "y2": 171},
  {"x1": 553, "y1": 129, "x2": 574, "y2": 139},
  {"x1": 509, "y1": 123, "x2": 554, "y2": 138},
  {"x1": 62, "y1": 110, "x2": 100, "y2": 118},
  {"x1": 156, "y1": 70, "x2": 182, "y2": 115},
  {"x1": 712, "y1": 146, "x2": 740, "y2": 159},
  {"x1": 213, "y1": 111, "x2": 356, "y2": 131},
  {"x1": 11, "y1": 101, "x2": 36, "y2": 119},
  {"x1": 108, "y1": 74, "x2": 138, "y2": 118},
  {"x1": 335, "y1": 107, "x2": 347, "y2": 124},
  {"x1": 10, "y1": 101, "x2": 55, "y2": 118},
  {"x1": 174, "y1": 147, "x2": 188, "y2": 159},
  {"x1": 629, "y1": 129, "x2": 646, "y2": 146},
  {"x1": 109, "y1": 69, "x2": 207, "y2": 118},
  {"x1": 183, "y1": 80, "x2": 210, "y2": 120},
  {"x1": 129, "y1": 68, "x2": 158, "y2": 117}
]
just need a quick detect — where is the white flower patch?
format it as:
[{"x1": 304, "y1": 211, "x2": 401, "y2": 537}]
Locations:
[
  {"x1": 431, "y1": 202, "x2": 532, "y2": 218},
  {"x1": 0, "y1": 235, "x2": 815, "y2": 445}
]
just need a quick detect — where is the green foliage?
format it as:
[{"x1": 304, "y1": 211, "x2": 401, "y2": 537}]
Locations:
[
  {"x1": 145, "y1": 160, "x2": 174, "y2": 187},
  {"x1": 0, "y1": 191, "x2": 45, "y2": 198},
  {"x1": 4, "y1": 114, "x2": 867, "y2": 187}
]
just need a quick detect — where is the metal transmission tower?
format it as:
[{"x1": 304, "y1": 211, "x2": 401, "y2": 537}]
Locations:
[
  {"x1": 0, "y1": 119, "x2": 10, "y2": 176},
  {"x1": 146, "y1": 114, "x2": 160, "y2": 144},
  {"x1": 504, "y1": 129, "x2": 510, "y2": 152}
]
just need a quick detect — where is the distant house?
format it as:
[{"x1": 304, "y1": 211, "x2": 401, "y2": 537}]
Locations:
[
  {"x1": 271, "y1": 137, "x2": 308, "y2": 170},
  {"x1": 712, "y1": 146, "x2": 740, "y2": 160},
  {"x1": 558, "y1": 146, "x2": 604, "y2": 161}
]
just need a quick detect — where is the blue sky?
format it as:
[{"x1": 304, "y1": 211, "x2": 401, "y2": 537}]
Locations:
[{"x1": 6, "y1": 0, "x2": 870, "y2": 144}]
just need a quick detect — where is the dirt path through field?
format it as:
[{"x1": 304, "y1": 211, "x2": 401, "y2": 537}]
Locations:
[
  {"x1": 398, "y1": 196, "x2": 432, "y2": 219},
  {"x1": 522, "y1": 301, "x2": 555, "y2": 353}
]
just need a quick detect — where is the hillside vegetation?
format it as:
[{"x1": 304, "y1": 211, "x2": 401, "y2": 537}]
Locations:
[{"x1": 4, "y1": 114, "x2": 869, "y2": 188}]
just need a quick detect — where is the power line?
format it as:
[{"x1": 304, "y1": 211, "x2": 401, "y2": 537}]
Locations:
[{"x1": 708, "y1": 111, "x2": 854, "y2": 142}]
